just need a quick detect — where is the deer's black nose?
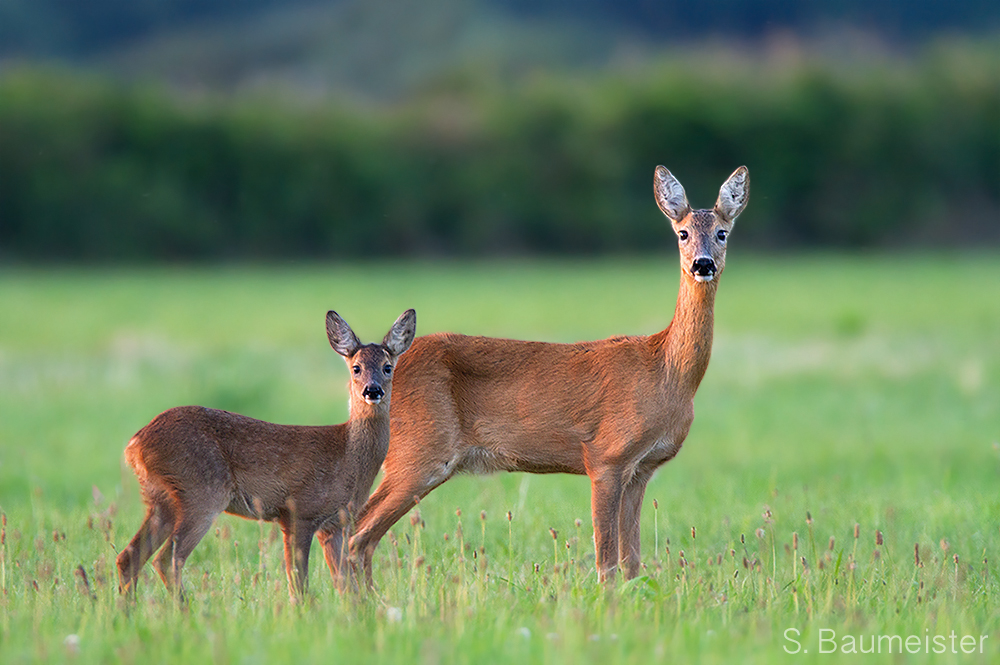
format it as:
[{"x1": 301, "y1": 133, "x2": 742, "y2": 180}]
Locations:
[
  {"x1": 362, "y1": 385, "x2": 384, "y2": 402},
  {"x1": 691, "y1": 258, "x2": 717, "y2": 277}
]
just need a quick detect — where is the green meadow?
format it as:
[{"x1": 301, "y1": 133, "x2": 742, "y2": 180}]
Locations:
[{"x1": 0, "y1": 255, "x2": 998, "y2": 663}]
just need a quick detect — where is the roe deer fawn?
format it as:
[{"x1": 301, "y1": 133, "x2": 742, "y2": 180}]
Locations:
[
  {"x1": 349, "y1": 166, "x2": 749, "y2": 583},
  {"x1": 116, "y1": 309, "x2": 416, "y2": 601}
]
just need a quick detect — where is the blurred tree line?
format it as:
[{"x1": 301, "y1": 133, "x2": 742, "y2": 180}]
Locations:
[
  {"x1": 0, "y1": 0, "x2": 285, "y2": 55},
  {"x1": 498, "y1": 0, "x2": 1000, "y2": 41},
  {"x1": 3, "y1": 0, "x2": 998, "y2": 57},
  {"x1": 1, "y1": 44, "x2": 998, "y2": 261}
]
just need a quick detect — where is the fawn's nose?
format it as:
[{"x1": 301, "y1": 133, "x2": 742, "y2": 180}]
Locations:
[
  {"x1": 362, "y1": 384, "x2": 385, "y2": 403},
  {"x1": 691, "y1": 258, "x2": 717, "y2": 278}
]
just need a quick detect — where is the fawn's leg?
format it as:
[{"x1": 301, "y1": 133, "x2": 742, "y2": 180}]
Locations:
[
  {"x1": 318, "y1": 525, "x2": 349, "y2": 591},
  {"x1": 279, "y1": 516, "x2": 315, "y2": 601}
]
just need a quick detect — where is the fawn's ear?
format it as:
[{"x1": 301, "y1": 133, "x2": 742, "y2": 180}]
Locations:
[
  {"x1": 715, "y1": 166, "x2": 750, "y2": 224},
  {"x1": 327, "y1": 311, "x2": 362, "y2": 358},
  {"x1": 383, "y1": 309, "x2": 416, "y2": 357},
  {"x1": 654, "y1": 166, "x2": 691, "y2": 224}
]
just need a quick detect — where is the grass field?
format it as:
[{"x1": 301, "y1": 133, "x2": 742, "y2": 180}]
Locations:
[{"x1": 1, "y1": 255, "x2": 998, "y2": 663}]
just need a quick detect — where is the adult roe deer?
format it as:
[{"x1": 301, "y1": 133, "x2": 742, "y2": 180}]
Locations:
[
  {"x1": 350, "y1": 166, "x2": 749, "y2": 583},
  {"x1": 116, "y1": 309, "x2": 416, "y2": 600}
]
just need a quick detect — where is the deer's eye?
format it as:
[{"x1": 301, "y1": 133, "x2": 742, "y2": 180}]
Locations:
[
  {"x1": 678, "y1": 229, "x2": 689, "y2": 241},
  {"x1": 352, "y1": 365, "x2": 362, "y2": 375},
  {"x1": 383, "y1": 364, "x2": 392, "y2": 376},
  {"x1": 717, "y1": 229, "x2": 727, "y2": 242}
]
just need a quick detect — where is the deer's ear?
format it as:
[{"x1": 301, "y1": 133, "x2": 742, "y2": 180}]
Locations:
[
  {"x1": 326, "y1": 311, "x2": 362, "y2": 358},
  {"x1": 715, "y1": 166, "x2": 750, "y2": 224},
  {"x1": 383, "y1": 309, "x2": 416, "y2": 357},
  {"x1": 654, "y1": 166, "x2": 691, "y2": 224}
]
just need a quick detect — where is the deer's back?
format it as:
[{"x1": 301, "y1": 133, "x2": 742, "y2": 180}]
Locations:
[
  {"x1": 127, "y1": 406, "x2": 349, "y2": 517},
  {"x1": 390, "y1": 332, "x2": 678, "y2": 474}
]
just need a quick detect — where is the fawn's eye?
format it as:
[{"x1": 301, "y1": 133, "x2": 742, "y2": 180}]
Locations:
[
  {"x1": 352, "y1": 365, "x2": 361, "y2": 375},
  {"x1": 383, "y1": 364, "x2": 392, "y2": 375},
  {"x1": 678, "y1": 229, "x2": 689, "y2": 241},
  {"x1": 717, "y1": 229, "x2": 727, "y2": 242}
]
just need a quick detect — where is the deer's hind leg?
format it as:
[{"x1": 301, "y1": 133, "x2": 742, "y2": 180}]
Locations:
[
  {"x1": 152, "y1": 486, "x2": 228, "y2": 601},
  {"x1": 116, "y1": 484, "x2": 176, "y2": 595}
]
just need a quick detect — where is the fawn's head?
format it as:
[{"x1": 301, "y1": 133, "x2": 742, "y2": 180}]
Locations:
[
  {"x1": 655, "y1": 166, "x2": 749, "y2": 284},
  {"x1": 326, "y1": 309, "x2": 416, "y2": 408}
]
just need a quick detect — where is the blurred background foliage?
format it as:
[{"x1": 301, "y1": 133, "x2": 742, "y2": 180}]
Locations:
[{"x1": 0, "y1": 0, "x2": 998, "y2": 260}]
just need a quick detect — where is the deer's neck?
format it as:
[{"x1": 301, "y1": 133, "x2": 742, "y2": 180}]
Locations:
[
  {"x1": 655, "y1": 274, "x2": 718, "y2": 395},
  {"x1": 346, "y1": 403, "x2": 391, "y2": 473},
  {"x1": 335, "y1": 406, "x2": 389, "y2": 519}
]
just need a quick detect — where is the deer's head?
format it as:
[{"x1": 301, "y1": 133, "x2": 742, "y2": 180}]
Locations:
[
  {"x1": 326, "y1": 309, "x2": 416, "y2": 408},
  {"x1": 654, "y1": 166, "x2": 749, "y2": 284}
]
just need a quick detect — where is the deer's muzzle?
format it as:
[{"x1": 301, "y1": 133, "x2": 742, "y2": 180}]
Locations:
[
  {"x1": 690, "y1": 258, "x2": 717, "y2": 281},
  {"x1": 362, "y1": 385, "x2": 385, "y2": 404}
]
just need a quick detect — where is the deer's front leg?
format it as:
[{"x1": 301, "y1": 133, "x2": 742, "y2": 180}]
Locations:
[
  {"x1": 317, "y1": 525, "x2": 349, "y2": 590},
  {"x1": 589, "y1": 469, "x2": 625, "y2": 583},
  {"x1": 350, "y1": 456, "x2": 450, "y2": 589},
  {"x1": 280, "y1": 518, "x2": 314, "y2": 602},
  {"x1": 618, "y1": 470, "x2": 652, "y2": 579}
]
